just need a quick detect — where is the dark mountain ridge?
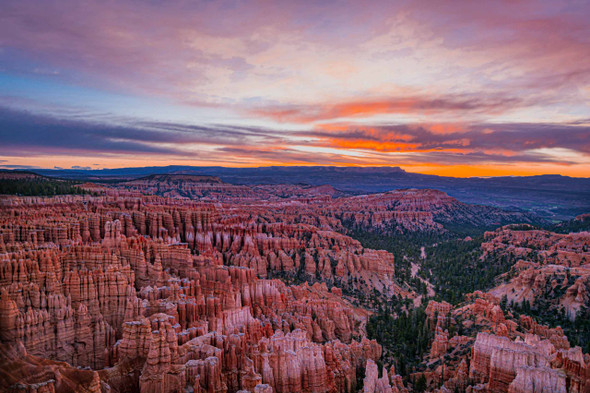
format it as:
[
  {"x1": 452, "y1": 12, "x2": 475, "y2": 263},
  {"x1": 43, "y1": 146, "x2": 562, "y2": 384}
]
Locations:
[{"x1": 21, "y1": 166, "x2": 590, "y2": 220}]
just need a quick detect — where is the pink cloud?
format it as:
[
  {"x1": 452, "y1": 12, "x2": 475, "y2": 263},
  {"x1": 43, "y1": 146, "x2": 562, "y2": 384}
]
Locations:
[
  {"x1": 2, "y1": 0, "x2": 589, "y2": 110},
  {"x1": 1, "y1": 0, "x2": 589, "y2": 175}
]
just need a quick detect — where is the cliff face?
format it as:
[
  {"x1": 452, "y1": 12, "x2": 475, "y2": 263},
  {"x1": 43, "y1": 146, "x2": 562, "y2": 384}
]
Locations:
[
  {"x1": 122, "y1": 174, "x2": 255, "y2": 201},
  {"x1": 484, "y1": 225, "x2": 590, "y2": 320},
  {"x1": 112, "y1": 179, "x2": 539, "y2": 234},
  {"x1": 119, "y1": 174, "x2": 346, "y2": 203},
  {"x1": 0, "y1": 342, "x2": 102, "y2": 393},
  {"x1": 362, "y1": 359, "x2": 408, "y2": 393},
  {"x1": 311, "y1": 188, "x2": 539, "y2": 234},
  {"x1": 0, "y1": 193, "x2": 388, "y2": 393},
  {"x1": 482, "y1": 225, "x2": 590, "y2": 267},
  {"x1": 416, "y1": 293, "x2": 590, "y2": 393},
  {"x1": 0, "y1": 183, "x2": 577, "y2": 393},
  {"x1": 469, "y1": 332, "x2": 575, "y2": 393}
]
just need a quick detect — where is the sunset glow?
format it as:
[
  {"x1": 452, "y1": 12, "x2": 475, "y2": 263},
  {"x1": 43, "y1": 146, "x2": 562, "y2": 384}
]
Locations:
[{"x1": 1, "y1": 0, "x2": 589, "y2": 176}]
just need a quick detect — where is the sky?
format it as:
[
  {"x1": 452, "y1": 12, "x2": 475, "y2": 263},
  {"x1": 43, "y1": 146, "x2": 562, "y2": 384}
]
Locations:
[{"x1": 1, "y1": 0, "x2": 590, "y2": 177}]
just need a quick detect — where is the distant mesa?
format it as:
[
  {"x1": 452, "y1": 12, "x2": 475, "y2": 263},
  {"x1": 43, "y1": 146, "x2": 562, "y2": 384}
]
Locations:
[
  {"x1": 5, "y1": 165, "x2": 590, "y2": 220},
  {"x1": 128, "y1": 173, "x2": 224, "y2": 184},
  {"x1": 0, "y1": 170, "x2": 46, "y2": 180}
]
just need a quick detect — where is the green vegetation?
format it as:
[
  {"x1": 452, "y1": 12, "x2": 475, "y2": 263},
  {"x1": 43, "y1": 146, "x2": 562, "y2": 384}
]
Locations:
[
  {"x1": 506, "y1": 283, "x2": 590, "y2": 353},
  {"x1": 501, "y1": 223, "x2": 539, "y2": 231},
  {"x1": 565, "y1": 307, "x2": 590, "y2": 353},
  {"x1": 548, "y1": 216, "x2": 590, "y2": 234},
  {"x1": 420, "y1": 239, "x2": 514, "y2": 304},
  {"x1": 414, "y1": 373, "x2": 427, "y2": 393},
  {"x1": 348, "y1": 229, "x2": 445, "y2": 289},
  {"x1": 0, "y1": 177, "x2": 88, "y2": 196},
  {"x1": 366, "y1": 303, "x2": 433, "y2": 377},
  {"x1": 440, "y1": 222, "x2": 501, "y2": 237},
  {"x1": 350, "y1": 229, "x2": 515, "y2": 305}
]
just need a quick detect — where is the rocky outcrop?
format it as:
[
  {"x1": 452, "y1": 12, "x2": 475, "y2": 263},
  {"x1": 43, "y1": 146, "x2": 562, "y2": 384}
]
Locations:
[
  {"x1": 362, "y1": 359, "x2": 408, "y2": 393},
  {"x1": 119, "y1": 174, "x2": 345, "y2": 203},
  {"x1": 327, "y1": 189, "x2": 538, "y2": 234},
  {"x1": 0, "y1": 184, "x2": 559, "y2": 393},
  {"x1": 418, "y1": 288, "x2": 590, "y2": 393},
  {"x1": 0, "y1": 342, "x2": 101, "y2": 393},
  {"x1": 482, "y1": 225, "x2": 590, "y2": 267},
  {"x1": 485, "y1": 226, "x2": 590, "y2": 321},
  {"x1": 0, "y1": 193, "x2": 386, "y2": 393},
  {"x1": 430, "y1": 327, "x2": 449, "y2": 358},
  {"x1": 507, "y1": 366, "x2": 566, "y2": 393},
  {"x1": 468, "y1": 332, "x2": 578, "y2": 393}
]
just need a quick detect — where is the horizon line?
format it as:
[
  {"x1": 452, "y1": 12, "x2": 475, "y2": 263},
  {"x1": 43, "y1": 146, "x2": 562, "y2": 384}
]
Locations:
[{"x1": 2, "y1": 164, "x2": 589, "y2": 180}]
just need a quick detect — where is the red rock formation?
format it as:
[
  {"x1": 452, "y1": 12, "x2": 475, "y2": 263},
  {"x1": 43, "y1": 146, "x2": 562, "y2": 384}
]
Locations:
[
  {"x1": 482, "y1": 225, "x2": 590, "y2": 267},
  {"x1": 419, "y1": 287, "x2": 590, "y2": 393},
  {"x1": 0, "y1": 193, "x2": 387, "y2": 393},
  {"x1": 484, "y1": 225, "x2": 590, "y2": 322},
  {"x1": 442, "y1": 359, "x2": 469, "y2": 393},
  {"x1": 430, "y1": 327, "x2": 450, "y2": 358},
  {"x1": 469, "y1": 332, "x2": 571, "y2": 392},
  {"x1": 363, "y1": 359, "x2": 392, "y2": 393},
  {"x1": 507, "y1": 366, "x2": 566, "y2": 393},
  {"x1": 0, "y1": 342, "x2": 101, "y2": 393},
  {"x1": 325, "y1": 189, "x2": 536, "y2": 234}
]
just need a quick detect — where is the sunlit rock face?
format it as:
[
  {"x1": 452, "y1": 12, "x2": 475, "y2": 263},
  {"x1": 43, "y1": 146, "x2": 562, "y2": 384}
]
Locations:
[
  {"x1": 415, "y1": 289, "x2": 590, "y2": 393},
  {"x1": 484, "y1": 225, "x2": 590, "y2": 321},
  {"x1": 0, "y1": 193, "x2": 391, "y2": 393},
  {"x1": 468, "y1": 332, "x2": 576, "y2": 393},
  {"x1": 0, "y1": 183, "x2": 566, "y2": 393},
  {"x1": 111, "y1": 179, "x2": 538, "y2": 234}
]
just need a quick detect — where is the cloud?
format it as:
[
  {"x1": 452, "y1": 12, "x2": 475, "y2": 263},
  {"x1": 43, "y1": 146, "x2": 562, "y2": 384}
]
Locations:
[
  {"x1": 0, "y1": 0, "x2": 589, "y2": 176},
  {"x1": 249, "y1": 93, "x2": 523, "y2": 123},
  {"x1": 1, "y1": 0, "x2": 589, "y2": 112},
  {"x1": 298, "y1": 122, "x2": 590, "y2": 157},
  {"x1": 0, "y1": 164, "x2": 42, "y2": 169},
  {"x1": 0, "y1": 103, "x2": 587, "y2": 169},
  {"x1": 0, "y1": 105, "x2": 285, "y2": 157}
]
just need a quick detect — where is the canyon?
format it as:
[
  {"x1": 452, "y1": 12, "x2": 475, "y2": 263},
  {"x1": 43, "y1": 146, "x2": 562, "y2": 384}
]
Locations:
[{"x1": 0, "y1": 174, "x2": 589, "y2": 393}]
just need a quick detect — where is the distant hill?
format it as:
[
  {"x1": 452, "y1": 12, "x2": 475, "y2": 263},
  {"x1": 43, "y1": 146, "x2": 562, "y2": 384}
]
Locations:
[
  {"x1": 0, "y1": 170, "x2": 88, "y2": 196},
  {"x1": 25, "y1": 166, "x2": 590, "y2": 220},
  {"x1": 129, "y1": 174, "x2": 224, "y2": 184},
  {"x1": 329, "y1": 188, "x2": 543, "y2": 235},
  {"x1": 0, "y1": 170, "x2": 47, "y2": 180},
  {"x1": 548, "y1": 213, "x2": 590, "y2": 233}
]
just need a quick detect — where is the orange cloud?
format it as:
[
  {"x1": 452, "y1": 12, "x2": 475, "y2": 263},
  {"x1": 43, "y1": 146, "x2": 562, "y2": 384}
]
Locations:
[
  {"x1": 325, "y1": 139, "x2": 420, "y2": 152},
  {"x1": 250, "y1": 94, "x2": 521, "y2": 123}
]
